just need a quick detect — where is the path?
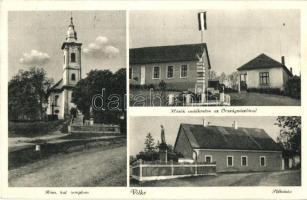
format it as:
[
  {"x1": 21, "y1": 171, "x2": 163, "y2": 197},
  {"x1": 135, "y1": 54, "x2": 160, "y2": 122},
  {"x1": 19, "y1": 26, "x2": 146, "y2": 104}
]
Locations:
[{"x1": 9, "y1": 145, "x2": 126, "y2": 187}]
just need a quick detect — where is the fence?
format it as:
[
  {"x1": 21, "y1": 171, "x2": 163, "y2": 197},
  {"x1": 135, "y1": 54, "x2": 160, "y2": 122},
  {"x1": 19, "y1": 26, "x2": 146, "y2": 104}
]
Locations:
[
  {"x1": 69, "y1": 124, "x2": 121, "y2": 135},
  {"x1": 131, "y1": 160, "x2": 217, "y2": 182}
]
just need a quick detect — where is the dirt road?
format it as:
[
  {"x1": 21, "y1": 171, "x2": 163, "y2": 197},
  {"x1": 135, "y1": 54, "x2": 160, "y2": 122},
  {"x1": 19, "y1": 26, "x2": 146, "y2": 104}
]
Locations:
[
  {"x1": 9, "y1": 143, "x2": 126, "y2": 187},
  {"x1": 131, "y1": 170, "x2": 301, "y2": 187}
]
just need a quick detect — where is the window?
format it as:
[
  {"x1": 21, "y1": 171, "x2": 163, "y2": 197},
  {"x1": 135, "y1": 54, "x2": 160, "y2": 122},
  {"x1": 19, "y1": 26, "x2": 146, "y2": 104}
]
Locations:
[
  {"x1": 71, "y1": 53, "x2": 76, "y2": 63},
  {"x1": 71, "y1": 73, "x2": 76, "y2": 81},
  {"x1": 227, "y1": 156, "x2": 233, "y2": 167},
  {"x1": 129, "y1": 67, "x2": 132, "y2": 79},
  {"x1": 153, "y1": 66, "x2": 160, "y2": 79},
  {"x1": 260, "y1": 156, "x2": 266, "y2": 167},
  {"x1": 241, "y1": 156, "x2": 248, "y2": 166},
  {"x1": 167, "y1": 66, "x2": 174, "y2": 78},
  {"x1": 180, "y1": 65, "x2": 188, "y2": 78},
  {"x1": 205, "y1": 155, "x2": 212, "y2": 163},
  {"x1": 259, "y1": 72, "x2": 269, "y2": 85},
  {"x1": 54, "y1": 95, "x2": 59, "y2": 106}
]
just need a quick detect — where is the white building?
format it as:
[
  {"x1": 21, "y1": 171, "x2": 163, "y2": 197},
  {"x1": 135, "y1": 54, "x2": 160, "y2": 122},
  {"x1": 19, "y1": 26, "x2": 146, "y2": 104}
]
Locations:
[
  {"x1": 237, "y1": 54, "x2": 293, "y2": 91},
  {"x1": 46, "y1": 17, "x2": 82, "y2": 119}
]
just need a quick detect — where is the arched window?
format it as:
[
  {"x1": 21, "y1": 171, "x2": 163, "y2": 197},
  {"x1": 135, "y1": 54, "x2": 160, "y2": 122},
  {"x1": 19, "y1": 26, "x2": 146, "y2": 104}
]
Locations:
[
  {"x1": 54, "y1": 95, "x2": 59, "y2": 106},
  {"x1": 71, "y1": 53, "x2": 76, "y2": 63},
  {"x1": 71, "y1": 73, "x2": 76, "y2": 81}
]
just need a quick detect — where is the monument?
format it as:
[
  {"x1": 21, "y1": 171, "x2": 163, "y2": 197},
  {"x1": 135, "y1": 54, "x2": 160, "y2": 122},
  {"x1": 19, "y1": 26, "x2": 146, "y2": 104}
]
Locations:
[{"x1": 159, "y1": 125, "x2": 168, "y2": 162}]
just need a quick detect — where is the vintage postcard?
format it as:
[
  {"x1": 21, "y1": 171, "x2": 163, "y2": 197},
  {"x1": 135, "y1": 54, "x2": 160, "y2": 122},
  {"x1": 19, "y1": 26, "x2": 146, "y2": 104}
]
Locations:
[{"x1": 0, "y1": 0, "x2": 306, "y2": 200}]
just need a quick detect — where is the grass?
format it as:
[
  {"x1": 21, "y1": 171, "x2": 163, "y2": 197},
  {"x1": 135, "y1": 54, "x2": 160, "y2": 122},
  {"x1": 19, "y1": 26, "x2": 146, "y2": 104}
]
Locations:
[
  {"x1": 130, "y1": 89, "x2": 301, "y2": 106},
  {"x1": 229, "y1": 92, "x2": 301, "y2": 106}
]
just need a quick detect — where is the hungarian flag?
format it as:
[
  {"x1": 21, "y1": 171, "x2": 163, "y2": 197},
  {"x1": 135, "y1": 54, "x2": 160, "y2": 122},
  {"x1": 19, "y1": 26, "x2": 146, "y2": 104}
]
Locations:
[{"x1": 198, "y1": 12, "x2": 207, "y2": 31}]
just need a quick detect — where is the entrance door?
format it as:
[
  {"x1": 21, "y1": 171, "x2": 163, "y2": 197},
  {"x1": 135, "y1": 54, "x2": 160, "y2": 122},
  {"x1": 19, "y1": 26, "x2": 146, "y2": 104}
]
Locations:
[{"x1": 140, "y1": 65, "x2": 146, "y2": 85}]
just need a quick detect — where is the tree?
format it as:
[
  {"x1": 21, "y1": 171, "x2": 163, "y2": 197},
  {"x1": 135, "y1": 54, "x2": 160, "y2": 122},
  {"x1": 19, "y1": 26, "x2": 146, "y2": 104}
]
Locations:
[
  {"x1": 209, "y1": 70, "x2": 217, "y2": 80},
  {"x1": 275, "y1": 116, "x2": 301, "y2": 155},
  {"x1": 228, "y1": 71, "x2": 239, "y2": 89},
  {"x1": 218, "y1": 72, "x2": 227, "y2": 85},
  {"x1": 8, "y1": 67, "x2": 53, "y2": 121},
  {"x1": 71, "y1": 68, "x2": 126, "y2": 127},
  {"x1": 144, "y1": 132, "x2": 155, "y2": 152}
]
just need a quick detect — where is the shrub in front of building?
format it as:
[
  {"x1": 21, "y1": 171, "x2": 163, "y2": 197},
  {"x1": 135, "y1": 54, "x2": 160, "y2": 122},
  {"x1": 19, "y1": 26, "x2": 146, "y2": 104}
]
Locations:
[{"x1": 284, "y1": 76, "x2": 301, "y2": 99}]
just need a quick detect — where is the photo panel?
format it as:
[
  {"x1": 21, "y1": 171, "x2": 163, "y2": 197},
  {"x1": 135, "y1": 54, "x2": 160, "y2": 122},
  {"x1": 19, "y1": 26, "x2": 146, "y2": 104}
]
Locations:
[
  {"x1": 130, "y1": 116, "x2": 301, "y2": 187},
  {"x1": 8, "y1": 10, "x2": 127, "y2": 187},
  {"x1": 129, "y1": 10, "x2": 301, "y2": 107}
]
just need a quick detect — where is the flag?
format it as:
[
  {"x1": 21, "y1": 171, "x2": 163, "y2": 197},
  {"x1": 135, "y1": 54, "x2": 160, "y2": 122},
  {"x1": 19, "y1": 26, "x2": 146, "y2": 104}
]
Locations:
[{"x1": 198, "y1": 12, "x2": 207, "y2": 31}]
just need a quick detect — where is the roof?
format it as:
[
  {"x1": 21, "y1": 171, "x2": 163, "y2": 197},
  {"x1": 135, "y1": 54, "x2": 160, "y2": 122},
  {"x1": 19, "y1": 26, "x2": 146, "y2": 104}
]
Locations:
[
  {"x1": 130, "y1": 43, "x2": 211, "y2": 69},
  {"x1": 237, "y1": 54, "x2": 293, "y2": 76},
  {"x1": 49, "y1": 79, "x2": 63, "y2": 92},
  {"x1": 61, "y1": 42, "x2": 82, "y2": 50},
  {"x1": 175, "y1": 123, "x2": 283, "y2": 151}
]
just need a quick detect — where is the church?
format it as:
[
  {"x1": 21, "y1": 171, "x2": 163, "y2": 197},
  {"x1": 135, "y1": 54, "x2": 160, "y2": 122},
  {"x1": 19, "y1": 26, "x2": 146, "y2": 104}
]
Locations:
[{"x1": 46, "y1": 17, "x2": 82, "y2": 119}]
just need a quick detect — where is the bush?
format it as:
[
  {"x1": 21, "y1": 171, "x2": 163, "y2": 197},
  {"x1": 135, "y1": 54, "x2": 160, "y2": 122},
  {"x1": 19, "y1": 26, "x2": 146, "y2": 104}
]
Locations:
[
  {"x1": 9, "y1": 120, "x2": 64, "y2": 137},
  {"x1": 284, "y1": 76, "x2": 301, "y2": 99}
]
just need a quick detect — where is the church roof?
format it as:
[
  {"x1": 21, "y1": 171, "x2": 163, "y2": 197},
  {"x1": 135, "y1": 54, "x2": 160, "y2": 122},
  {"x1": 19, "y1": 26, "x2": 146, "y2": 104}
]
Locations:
[
  {"x1": 49, "y1": 79, "x2": 63, "y2": 92},
  {"x1": 175, "y1": 123, "x2": 283, "y2": 151},
  {"x1": 130, "y1": 43, "x2": 211, "y2": 69},
  {"x1": 237, "y1": 53, "x2": 293, "y2": 76}
]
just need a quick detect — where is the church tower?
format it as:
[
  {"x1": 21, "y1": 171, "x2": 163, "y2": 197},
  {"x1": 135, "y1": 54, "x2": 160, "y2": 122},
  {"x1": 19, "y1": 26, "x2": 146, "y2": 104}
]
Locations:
[{"x1": 61, "y1": 17, "x2": 82, "y2": 118}]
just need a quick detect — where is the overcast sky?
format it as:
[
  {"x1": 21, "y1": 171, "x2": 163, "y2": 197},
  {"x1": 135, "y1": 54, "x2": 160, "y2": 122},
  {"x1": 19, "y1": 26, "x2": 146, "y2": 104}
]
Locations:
[
  {"x1": 8, "y1": 11, "x2": 126, "y2": 81},
  {"x1": 129, "y1": 116, "x2": 281, "y2": 156},
  {"x1": 130, "y1": 10, "x2": 300, "y2": 75}
]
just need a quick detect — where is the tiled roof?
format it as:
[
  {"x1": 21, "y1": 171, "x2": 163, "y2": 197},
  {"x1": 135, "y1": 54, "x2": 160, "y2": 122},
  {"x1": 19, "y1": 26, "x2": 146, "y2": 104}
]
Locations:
[
  {"x1": 130, "y1": 43, "x2": 211, "y2": 69},
  {"x1": 178, "y1": 123, "x2": 283, "y2": 151},
  {"x1": 237, "y1": 53, "x2": 293, "y2": 76}
]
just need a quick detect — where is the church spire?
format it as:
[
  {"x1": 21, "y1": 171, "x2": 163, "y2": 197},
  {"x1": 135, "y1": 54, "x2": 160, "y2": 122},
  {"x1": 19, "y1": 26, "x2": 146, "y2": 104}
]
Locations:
[{"x1": 66, "y1": 14, "x2": 77, "y2": 42}]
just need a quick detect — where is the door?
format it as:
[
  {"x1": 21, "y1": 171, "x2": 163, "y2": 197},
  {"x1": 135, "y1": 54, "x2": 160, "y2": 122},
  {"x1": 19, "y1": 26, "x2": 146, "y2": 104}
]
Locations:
[{"x1": 140, "y1": 65, "x2": 146, "y2": 85}]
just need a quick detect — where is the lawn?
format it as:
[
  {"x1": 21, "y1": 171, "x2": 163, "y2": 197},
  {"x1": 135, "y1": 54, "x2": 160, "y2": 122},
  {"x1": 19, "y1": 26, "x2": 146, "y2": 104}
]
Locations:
[
  {"x1": 130, "y1": 89, "x2": 300, "y2": 106},
  {"x1": 130, "y1": 170, "x2": 301, "y2": 187},
  {"x1": 229, "y1": 92, "x2": 301, "y2": 106}
]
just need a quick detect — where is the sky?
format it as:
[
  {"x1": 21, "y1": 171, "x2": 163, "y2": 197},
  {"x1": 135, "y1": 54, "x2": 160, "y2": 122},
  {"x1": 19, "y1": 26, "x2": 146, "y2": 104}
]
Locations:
[
  {"x1": 130, "y1": 10, "x2": 300, "y2": 75},
  {"x1": 8, "y1": 11, "x2": 126, "y2": 81},
  {"x1": 129, "y1": 116, "x2": 281, "y2": 156}
]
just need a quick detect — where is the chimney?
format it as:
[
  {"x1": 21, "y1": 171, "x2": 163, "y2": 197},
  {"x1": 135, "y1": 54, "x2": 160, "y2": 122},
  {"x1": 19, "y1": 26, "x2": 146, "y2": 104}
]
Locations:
[
  {"x1": 281, "y1": 56, "x2": 285, "y2": 66},
  {"x1": 290, "y1": 67, "x2": 293, "y2": 74},
  {"x1": 232, "y1": 121, "x2": 238, "y2": 129}
]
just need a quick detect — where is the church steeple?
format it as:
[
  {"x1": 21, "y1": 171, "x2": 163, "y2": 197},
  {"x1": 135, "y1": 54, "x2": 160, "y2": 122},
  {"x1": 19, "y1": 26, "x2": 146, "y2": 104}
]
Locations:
[{"x1": 66, "y1": 16, "x2": 77, "y2": 42}]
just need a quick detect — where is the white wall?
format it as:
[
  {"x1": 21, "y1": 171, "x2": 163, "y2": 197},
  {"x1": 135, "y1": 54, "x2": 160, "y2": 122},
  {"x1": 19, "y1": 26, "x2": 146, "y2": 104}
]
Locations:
[{"x1": 239, "y1": 68, "x2": 286, "y2": 89}]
